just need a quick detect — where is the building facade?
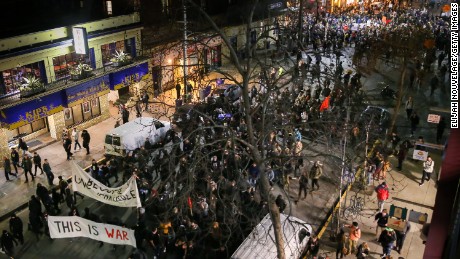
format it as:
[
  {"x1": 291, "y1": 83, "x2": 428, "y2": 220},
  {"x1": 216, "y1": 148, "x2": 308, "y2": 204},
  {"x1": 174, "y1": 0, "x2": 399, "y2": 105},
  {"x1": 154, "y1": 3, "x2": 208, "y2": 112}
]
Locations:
[{"x1": 0, "y1": 12, "x2": 148, "y2": 160}]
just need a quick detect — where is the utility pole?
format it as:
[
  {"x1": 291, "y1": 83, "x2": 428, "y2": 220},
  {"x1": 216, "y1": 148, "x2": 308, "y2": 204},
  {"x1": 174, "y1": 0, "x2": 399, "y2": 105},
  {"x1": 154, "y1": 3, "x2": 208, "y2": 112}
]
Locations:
[
  {"x1": 182, "y1": 0, "x2": 188, "y2": 99},
  {"x1": 297, "y1": 0, "x2": 304, "y2": 44},
  {"x1": 337, "y1": 101, "x2": 350, "y2": 233}
]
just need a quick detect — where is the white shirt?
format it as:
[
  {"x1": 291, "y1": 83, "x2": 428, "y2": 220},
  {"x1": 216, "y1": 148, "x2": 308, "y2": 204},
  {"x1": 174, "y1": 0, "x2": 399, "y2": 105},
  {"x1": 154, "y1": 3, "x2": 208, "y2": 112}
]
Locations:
[{"x1": 423, "y1": 160, "x2": 434, "y2": 173}]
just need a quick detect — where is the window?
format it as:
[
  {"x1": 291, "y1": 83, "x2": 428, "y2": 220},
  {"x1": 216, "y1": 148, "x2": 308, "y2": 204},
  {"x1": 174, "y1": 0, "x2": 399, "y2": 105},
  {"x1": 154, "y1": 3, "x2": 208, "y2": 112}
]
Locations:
[
  {"x1": 106, "y1": 1, "x2": 113, "y2": 15},
  {"x1": 101, "y1": 40, "x2": 126, "y2": 66},
  {"x1": 53, "y1": 52, "x2": 89, "y2": 81},
  {"x1": 2, "y1": 62, "x2": 42, "y2": 95}
]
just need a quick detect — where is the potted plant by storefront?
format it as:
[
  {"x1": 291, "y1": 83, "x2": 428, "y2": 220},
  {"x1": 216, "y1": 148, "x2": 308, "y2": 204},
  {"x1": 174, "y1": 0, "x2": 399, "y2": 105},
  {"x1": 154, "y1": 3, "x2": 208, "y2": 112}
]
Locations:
[
  {"x1": 70, "y1": 63, "x2": 93, "y2": 80},
  {"x1": 111, "y1": 50, "x2": 132, "y2": 67},
  {"x1": 19, "y1": 75, "x2": 45, "y2": 98}
]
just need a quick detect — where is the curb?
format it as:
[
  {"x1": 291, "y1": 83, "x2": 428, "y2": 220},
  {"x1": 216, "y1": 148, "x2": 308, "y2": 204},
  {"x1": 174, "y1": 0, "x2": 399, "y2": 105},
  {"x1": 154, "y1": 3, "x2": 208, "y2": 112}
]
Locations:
[{"x1": 315, "y1": 140, "x2": 380, "y2": 240}]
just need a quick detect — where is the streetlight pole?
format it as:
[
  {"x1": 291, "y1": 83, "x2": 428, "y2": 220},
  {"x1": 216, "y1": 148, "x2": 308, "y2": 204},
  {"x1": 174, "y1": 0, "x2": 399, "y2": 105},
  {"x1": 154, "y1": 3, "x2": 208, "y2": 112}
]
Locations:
[
  {"x1": 182, "y1": 0, "x2": 188, "y2": 99},
  {"x1": 337, "y1": 103, "x2": 350, "y2": 234}
]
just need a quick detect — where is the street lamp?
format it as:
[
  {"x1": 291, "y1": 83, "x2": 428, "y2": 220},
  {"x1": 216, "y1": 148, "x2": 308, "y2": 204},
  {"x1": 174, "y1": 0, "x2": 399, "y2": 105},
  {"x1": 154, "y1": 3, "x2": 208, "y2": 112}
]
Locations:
[{"x1": 182, "y1": 0, "x2": 188, "y2": 100}]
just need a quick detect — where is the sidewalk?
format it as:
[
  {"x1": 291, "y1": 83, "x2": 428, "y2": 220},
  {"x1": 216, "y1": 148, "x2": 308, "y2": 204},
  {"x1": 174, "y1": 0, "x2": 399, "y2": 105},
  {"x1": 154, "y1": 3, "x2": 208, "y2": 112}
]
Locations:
[{"x1": 315, "y1": 149, "x2": 439, "y2": 258}]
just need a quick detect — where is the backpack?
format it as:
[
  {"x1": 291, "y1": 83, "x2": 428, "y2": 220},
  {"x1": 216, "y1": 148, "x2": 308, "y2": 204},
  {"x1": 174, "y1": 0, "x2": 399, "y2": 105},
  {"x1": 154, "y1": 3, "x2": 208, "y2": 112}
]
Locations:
[{"x1": 376, "y1": 186, "x2": 389, "y2": 200}]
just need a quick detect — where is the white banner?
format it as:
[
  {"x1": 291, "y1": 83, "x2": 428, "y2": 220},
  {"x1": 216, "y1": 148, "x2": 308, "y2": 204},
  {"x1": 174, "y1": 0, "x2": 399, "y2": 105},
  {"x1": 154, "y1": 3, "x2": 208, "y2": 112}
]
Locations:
[
  {"x1": 48, "y1": 216, "x2": 136, "y2": 247},
  {"x1": 71, "y1": 162, "x2": 141, "y2": 208}
]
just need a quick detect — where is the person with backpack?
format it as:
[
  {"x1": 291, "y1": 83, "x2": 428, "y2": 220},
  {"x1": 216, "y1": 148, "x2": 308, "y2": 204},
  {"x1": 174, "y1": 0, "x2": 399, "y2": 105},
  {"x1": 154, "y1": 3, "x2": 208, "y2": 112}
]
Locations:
[
  {"x1": 378, "y1": 227, "x2": 397, "y2": 258},
  {"x1": 374, "y1": 209, "x2": 389, "y2": 237},
  {"x1": 375, "y1": 182, "x2": 389, "y2": 213}
]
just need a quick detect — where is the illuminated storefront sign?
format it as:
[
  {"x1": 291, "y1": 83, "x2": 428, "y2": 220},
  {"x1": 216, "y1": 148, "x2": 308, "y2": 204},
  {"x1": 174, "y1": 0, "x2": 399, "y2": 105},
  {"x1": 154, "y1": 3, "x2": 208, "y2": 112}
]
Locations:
[
  {"x1": 65, "y1": 76, "x2": 110, "y2": 107},
  {"x1": 73, "y1": 27, "x2": 89, "y2": 55},
  {"x1": 0, "y1": 91, "x2": 65, "y2": 130},
  {"x1": 109, "y1": 62, "x2": 149, "y2": 90}
]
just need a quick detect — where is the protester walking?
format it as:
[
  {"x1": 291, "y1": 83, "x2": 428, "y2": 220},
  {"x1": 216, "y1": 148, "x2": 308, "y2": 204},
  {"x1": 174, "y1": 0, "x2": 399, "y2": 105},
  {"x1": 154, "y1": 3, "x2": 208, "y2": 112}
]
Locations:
[
  {"x1": 43, "y1": 159, "x2": 55, "y2": 186},
  {"x1": 10, "y1": 148, "x2": 20, "y2": 175},
  {"x1": 33, "y1": 152, "x2": 43, "y2": 176},
  {"x1": 395, "y1": 221, "x2": 411, "y2": 254},
  {"x1": 9, "y1": 213, "x2": 24, "y2": 245},
  {"x1": 374, "y1": 209, "x2": 389, "y2": 237},
  {"x1": 63, "y1": 135, "x2": 73, "y2": 160},
  {"x1": 405, "y1": 96, "x2": 413, "y2": 119},
  {"x1": 18, "y1": 137, "x2": 28, "y2": 157},
  {"x1": 81, "y1": 129, "x2": 91, "y2": 155},
  {"x1": 22, "y1": 154, "x2": 34, "y2": 183},
  {"x1": 309, "y1": 161, "x2": 323, "y2": 191},
  {"x1": 1, "y1": 230, "x2": 18, "y2": 257},
  {"x1": 58, "y1": 176, "x2": 69, "y2": 202},
  {"x1": 336, "y1": 228, "x2": 346, "y2": 259},
  {"x1": 378, "y1": 227, "x2": 397, "y2": 258},
  {"x1": 297, "y1": 169, "x2": 309, "y2": 201},
  {"x1": 419, "y1": 156, "x2": 434, "y2": 186},
  {"x1": 3, "y1": 157, "x2": 17, "y2": 181},
  {"x1": 72, "y1": 127, "x2": 82, "y2": 150},
  {"x1": 375, "y1": 182, "x2": 389, "y2": 212},
  {"x1": 345, "y1": 222, "x2": 361, "y2": 255}
]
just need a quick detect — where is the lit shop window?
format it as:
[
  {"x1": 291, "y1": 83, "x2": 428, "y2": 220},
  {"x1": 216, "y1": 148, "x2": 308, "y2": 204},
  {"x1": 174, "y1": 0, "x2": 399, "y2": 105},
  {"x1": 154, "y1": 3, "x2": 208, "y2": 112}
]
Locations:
[
  {"x1": 52, "y1": 52, "x2": 89, "y2": 81},
  {"x1": 2, "y1": 62, "x2": 42, "y2": 95}
]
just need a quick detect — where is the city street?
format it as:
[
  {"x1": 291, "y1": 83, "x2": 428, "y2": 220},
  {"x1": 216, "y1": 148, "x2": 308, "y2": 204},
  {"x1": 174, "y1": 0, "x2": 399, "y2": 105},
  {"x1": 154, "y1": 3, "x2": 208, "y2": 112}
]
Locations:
[{"x1": 0, "y1": 2, "x2": 453, "y2": 258}]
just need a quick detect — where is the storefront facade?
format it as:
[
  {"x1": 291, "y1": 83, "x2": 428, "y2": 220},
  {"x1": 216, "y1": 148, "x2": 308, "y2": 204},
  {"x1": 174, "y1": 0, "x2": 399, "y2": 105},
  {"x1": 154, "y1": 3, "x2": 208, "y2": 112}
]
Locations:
[{"x1": 0, "y1": 13, "x2": 144, "y2": 159}]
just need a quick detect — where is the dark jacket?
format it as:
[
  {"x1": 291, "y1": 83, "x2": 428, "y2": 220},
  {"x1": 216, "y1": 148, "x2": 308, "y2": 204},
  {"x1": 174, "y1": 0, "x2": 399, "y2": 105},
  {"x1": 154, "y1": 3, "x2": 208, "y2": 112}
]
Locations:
[
  {"x1": 10, "y1": 150, "x2": 19, "y2": 163},
  {"x1": 33, "y1": 154, "x2": 42, "y2": 165},
  {"x1": 22, "y1": 157, "x2": 32, "y2": 170},
  {"x1": 9, "y1": 216, "x2": 23, "y2": 233},
  {"x1": 1, "y1": 231, "x2": 18, "y2": 251},
  {"x1": 3, "y1": 158, "x2": 11, "y2": 172},
  {"x1": 378, "y1": 229, "x2": 397, "y2": 247},
  {"x1": 375, "y1": 212, "x2": 389, "y2": 227},
  {"x1": 43, "y1": 162, "x2": 52, "y2": 175},
  {"x1": 81, "y1": 130, "x2": 91, "y2": 146},
  {"x1": 63, "y1": 138, "x2": 72, "y2": 150}
]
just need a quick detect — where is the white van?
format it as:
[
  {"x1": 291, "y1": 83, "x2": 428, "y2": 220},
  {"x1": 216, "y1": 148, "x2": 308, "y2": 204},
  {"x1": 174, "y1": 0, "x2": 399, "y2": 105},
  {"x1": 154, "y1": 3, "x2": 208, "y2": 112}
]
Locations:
[
  {"x1": 231, "y1": 213, "x2": 312, "y2": 259},
  {"x1": 104, "y1": 117, "x2": 171, "y2": 157}
]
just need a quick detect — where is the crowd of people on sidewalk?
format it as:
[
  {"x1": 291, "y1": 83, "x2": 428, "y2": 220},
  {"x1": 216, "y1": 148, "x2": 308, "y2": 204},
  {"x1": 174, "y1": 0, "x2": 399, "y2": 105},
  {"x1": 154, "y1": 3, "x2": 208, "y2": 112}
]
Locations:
[{"x1": 0, "y1": 1, "x2": 450, "y2": 258}]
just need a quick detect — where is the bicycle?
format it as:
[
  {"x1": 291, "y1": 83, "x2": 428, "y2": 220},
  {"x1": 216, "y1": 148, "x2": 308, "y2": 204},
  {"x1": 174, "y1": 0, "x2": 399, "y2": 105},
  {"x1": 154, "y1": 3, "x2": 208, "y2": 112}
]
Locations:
[{"x1": 343, "y1": 194, "x2": 364, "y2": 220}]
